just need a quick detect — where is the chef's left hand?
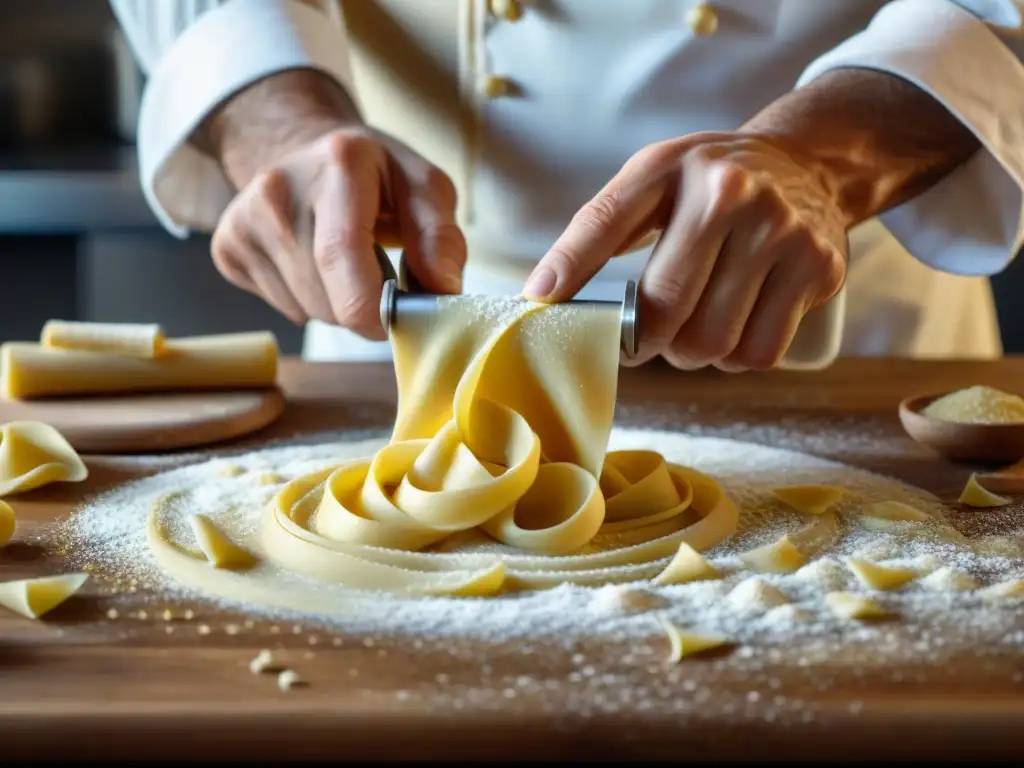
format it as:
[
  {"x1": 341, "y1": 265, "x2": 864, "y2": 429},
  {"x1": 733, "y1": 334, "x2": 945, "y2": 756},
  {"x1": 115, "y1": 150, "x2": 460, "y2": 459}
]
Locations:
[{"x1": 522, "y1": 132, "x2": 848, "y2": 371}]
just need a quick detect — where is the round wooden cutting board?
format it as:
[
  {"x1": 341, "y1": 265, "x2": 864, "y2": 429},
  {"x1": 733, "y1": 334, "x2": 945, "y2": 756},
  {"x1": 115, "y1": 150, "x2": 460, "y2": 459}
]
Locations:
[{"x1": 0, "y1": 388, "x2": 286, "y2": 454}]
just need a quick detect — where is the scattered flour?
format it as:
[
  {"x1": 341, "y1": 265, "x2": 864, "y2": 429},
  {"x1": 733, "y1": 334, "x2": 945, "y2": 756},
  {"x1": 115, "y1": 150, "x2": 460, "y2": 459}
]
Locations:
[{"x1": 60, "y1": 428, "x2": 1024, "y2": 672}]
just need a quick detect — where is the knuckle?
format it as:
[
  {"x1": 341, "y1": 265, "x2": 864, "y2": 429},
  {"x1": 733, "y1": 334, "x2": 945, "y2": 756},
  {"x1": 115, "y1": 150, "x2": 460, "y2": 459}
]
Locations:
[
  {"x1": 332, "y1": 291, "x2": 380, "y2": 333},
  {"x1": 642, "y1": 269, "x2": 698, "y2": 316},
  {"x1": 324, "y1": 130, "x2": 376, "y2": 169},
  {"x1": 576, "y1": 193, "x2": 621, "y2": 234},
  {"x1": 733, "y1": 343, "x2": 782, "y2": 371},
  {"x1": 673, "y1": 323, "x2": 738, "y2": 365},
  {"x1": 424, "y1": 167, "x2": 458, "y2": 209}
]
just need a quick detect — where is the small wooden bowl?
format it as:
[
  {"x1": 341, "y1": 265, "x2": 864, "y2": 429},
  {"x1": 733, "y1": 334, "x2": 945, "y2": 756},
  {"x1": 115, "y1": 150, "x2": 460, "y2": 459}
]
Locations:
[{"x1": 899, "y1": 392, "x2": 1024, "y2": 464}]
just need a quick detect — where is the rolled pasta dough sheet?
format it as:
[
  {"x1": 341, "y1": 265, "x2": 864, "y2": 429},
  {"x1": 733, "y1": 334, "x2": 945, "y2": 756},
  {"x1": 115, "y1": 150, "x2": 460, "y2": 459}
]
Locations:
[{"x1": 147, "y1": 297, "x2": 740, "y2": 606}]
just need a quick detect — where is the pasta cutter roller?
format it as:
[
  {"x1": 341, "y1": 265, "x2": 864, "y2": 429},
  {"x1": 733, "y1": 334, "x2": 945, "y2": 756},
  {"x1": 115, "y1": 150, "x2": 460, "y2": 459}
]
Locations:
[{"x1": 375, "y1": 244, "x2": 639, "y2": 359}]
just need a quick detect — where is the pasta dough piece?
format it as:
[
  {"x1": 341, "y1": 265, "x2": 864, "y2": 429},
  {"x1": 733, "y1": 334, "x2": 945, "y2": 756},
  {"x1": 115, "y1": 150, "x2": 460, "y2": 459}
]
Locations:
[
  {"x1": 845, "y1": 559, "x2": 918, "y2": 591},
  {"x1": 658, "y1": 616, "x2": 730, "y2": 662},
  {"x1": 1, "y1": 331, "x2": 278, "y2": 399},
  {"x1": 188, "y1": 514, "x2": 257, "y2": 570},
  {"x1": 728, "y1": 577, "x2": 789, "y2": 611},
  {"x1": 739, "y1": 536, "x2": 806, "y2": 574},
  {"x1": 825, "y1": 591, "x2": 891, "y2": 620},
  {"x1": 0, "y1": 500, "x2": 13, "y2": 547},
  {"x1": 979, "y1": 579, "x2": 1024, "y2": 599},
  {"x1": 958, "y1": 474, "x2": 1010, "y2": 508},
  {"x1": 653, "y1": 542, "x2": 719, "y2": 585},
  {"x1": 0, "y1": 421, "x2": 88, "y2": 496},
  {"x1": 771, "y1": 485, "x2": 844, "y2": 515},
  {"x1": 919, "y1": 567, "x2": 978, "y2": 592},
  {"x1": 41, "y1": 320, "x2": 165, "y2": 358},
  {"x1": 147, "y1": 297, "x2": 741, "y2": 604},
  {"x1": 249, "y1": 649, "x2": 281, "y2": 674},
  {"x1": 0, "y1": 573, "x2": 88, "y2": 618},
  {"x1": 277, "y1": 669, "x2": 306, "y2": 690},
  {"x1": 860, "y1": 500, "x2": 932, "y2": 522}
]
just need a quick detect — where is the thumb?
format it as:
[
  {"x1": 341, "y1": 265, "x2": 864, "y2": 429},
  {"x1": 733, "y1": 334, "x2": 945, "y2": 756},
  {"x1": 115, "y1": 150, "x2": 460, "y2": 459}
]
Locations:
[
  {"x1": 390, "y1": 162, "x2": 467, "y2": 295},
  {"x1": 523, "y1": 185, "x2": 662, "y2": 303}
]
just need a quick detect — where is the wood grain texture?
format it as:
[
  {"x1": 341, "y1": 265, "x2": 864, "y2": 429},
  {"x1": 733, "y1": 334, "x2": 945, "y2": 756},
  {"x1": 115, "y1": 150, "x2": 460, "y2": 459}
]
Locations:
[
  {"x1": 0, "y1": 388, "x2": 286, "y2": 453},
  {"x1": 3, "y1": 357, "x2": 1024, "y2": 761}
]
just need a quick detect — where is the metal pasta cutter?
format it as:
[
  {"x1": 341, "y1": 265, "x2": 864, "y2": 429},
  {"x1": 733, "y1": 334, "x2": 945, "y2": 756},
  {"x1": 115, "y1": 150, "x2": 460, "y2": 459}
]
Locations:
[{"x1": 375, "y1": 244, "x2": 639, "y2": 359}]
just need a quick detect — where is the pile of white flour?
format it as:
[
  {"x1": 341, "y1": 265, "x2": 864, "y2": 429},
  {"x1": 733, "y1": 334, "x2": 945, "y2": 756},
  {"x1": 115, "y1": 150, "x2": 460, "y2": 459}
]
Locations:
[{"x1": 61, "y1": 428, "x2": 1024, "y2": 665}]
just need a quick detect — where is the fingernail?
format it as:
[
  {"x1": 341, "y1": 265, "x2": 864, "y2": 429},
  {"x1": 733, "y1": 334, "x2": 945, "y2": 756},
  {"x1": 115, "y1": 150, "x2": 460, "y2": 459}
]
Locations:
[{"x1": 523, "y1": 267, "x2": 557, "y2": 301}]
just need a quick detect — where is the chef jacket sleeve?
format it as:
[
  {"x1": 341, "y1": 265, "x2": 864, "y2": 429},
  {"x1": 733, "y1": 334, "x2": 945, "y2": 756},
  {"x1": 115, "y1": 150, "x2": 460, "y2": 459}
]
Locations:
[
  {"x1": 795, "y1": 0, "x2": 1024, "y2": 277},
  {"x1": 108, "y1": 0, "x2": 357, "y2": 237}
]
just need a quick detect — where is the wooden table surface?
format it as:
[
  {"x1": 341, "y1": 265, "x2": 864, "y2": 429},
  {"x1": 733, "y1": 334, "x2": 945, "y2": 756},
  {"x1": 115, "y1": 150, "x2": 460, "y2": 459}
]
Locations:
[{"x1": 4, "y1": 357, "x2": 1024, "y2": 761}]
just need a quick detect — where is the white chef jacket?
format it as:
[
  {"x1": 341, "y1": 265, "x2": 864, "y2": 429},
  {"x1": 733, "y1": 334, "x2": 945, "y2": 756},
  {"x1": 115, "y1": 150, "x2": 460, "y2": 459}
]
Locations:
[{"x1": 111, "y1": 0, "x2": 1024, "y2": 367}]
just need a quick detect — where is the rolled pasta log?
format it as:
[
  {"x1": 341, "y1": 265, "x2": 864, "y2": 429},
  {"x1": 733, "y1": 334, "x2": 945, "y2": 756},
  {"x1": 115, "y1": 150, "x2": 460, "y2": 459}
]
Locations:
[
  {"x1": 41, "y1": 320, "x2": 165, "y2": 358},
  {"x1": 1, "y1": 331, "x2": 278, "y2": 399}
]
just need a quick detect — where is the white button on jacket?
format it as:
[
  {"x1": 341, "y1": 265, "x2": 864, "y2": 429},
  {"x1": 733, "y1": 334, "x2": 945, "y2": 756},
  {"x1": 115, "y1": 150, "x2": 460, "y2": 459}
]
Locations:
[{"x1": 110, "y1": 0, "x2": 1024, "y2": 366}]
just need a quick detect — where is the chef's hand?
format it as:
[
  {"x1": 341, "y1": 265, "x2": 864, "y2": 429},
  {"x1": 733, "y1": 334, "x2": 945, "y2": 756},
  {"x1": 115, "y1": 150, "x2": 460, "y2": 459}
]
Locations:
[
  {"x1": 211, "y1": 123, "x2": 466, "y2": 340},
  {"x1": 522, "y1": 132, "x2": 847, "y2": 371}
]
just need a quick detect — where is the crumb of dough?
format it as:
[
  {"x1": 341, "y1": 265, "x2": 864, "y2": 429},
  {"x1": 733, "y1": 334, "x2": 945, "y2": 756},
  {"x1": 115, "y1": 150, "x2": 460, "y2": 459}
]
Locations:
[
  {"x1": 958, "y1": 474, "x2": 1011, "y2": 508},
  {"x1": 825, "y1": 591, "x2": 892, "y2": 621},
  {"x1": 277, "y1": 669, "x2": 307, "y2": 691},
  {"x1": 215, "y1": 464, "x2": 246, "y2": 478},
  {"x1": 919, "y1": 566, "x2": 979, "y2": 592},
  {"x1": 258, "y1": 472, "x2": 286, "y2": 486},
  {"x1": 657, "y1": 616, "x2": 731, "y2": 662},
  {"x1": 739, "y1": 536, "x2": 806, "y2": 574},
  {"x1": 728, "y1": 577, "x2": 790, "y2": 611},
  {"x1": 653, "y1": 542, "x2": 720, "y2": 585},
  {"x1": 921, "y1": 384, "x2": 1024, "y2": 424},
  {"x1": 249, "y1": 648, "x2": 281, "y2": 675},
  {"x1": 860, "y1": 500, "x2": 932, "y2": 522},
  {"x1": 588, "y1": 585, "x2": 668, "y2": 615},
  {"x1": 978, "y1": 579, "x2": 1024, "y2": 600},
  {"x1": 770, "y1": 485, "x2": 844, "y2": 516},
  {"x1": 845, "y1": 559, "x2": 918, "y2": 591}
]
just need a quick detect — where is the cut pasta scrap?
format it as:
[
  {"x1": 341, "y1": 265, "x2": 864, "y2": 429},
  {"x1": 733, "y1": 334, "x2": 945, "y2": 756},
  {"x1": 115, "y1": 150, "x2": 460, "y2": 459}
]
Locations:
[
  {"x1": 728, "y1": 577, "x2": 789, "y2": 611},
  {"x1": 739, "y1": 535, "x2": 806, "y2": 574},
  {"x1": 0, "y1": 573, "x2": 88, "y2": 618},
  {"x1": 860, "y1": 500, "x2": 932, "y2": 522},
  {"x1": 41, "y1": 320, "x2": 165, "y2": 359},
  {"x1": 657, "y1": 616, "x2": 731, "y2": 662},
  {"x1": 919, "y1": 566, "x2": 978, "y2": 592},
  {"x1": 188, "y1": 514, "x2": 257, "y2": 570},
  {"x1": 771, "y1": 485, "x2": 844, "y2": 515},
  {"x1": 825, "y1": 591, "x2": 892, "y2": 621},
  {"x1": 0, "y1": 500, "x2": 14, "y2": 547},
  {"x1": 959, "y1": 474, "x2": 1010, "y2": 508},
  {"x1": 653, "y1": 542, "x2": 719, "y2": 585},
  {"x1": 979, "y1": 579, "x2": 1024, "y2": 599},
  {"x1": 845, "y1": 559, "x2": 918, "y2": 591},
  {"x1": 0, "y1": 421, "x2": 88, "y2": 496}
]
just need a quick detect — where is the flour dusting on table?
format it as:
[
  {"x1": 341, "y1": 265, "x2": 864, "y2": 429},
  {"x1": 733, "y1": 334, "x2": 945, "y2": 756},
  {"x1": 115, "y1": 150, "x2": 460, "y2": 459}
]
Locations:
[{"x1": 60, "y1": 428, "x2": 1024, "y2": 679}]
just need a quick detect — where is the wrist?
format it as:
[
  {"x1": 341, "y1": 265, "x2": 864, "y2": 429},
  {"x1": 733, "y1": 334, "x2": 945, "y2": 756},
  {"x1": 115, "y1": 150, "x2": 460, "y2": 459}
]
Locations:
[
  {"x1": 739, "y1": 128, "x2": 858, "y2": 227},
  {"x1": 200, "y1": 68, "x2": 362, "y2": 188}
]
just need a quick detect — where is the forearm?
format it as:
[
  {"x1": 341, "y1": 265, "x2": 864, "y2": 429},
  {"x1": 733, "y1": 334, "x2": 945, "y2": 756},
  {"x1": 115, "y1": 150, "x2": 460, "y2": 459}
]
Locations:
[
  {"x1": 743, "y1": 68, "x2": 981, "y2": 228},
  {"x1": 199, "y1": 68, "x2": 361, "y2": 189}
]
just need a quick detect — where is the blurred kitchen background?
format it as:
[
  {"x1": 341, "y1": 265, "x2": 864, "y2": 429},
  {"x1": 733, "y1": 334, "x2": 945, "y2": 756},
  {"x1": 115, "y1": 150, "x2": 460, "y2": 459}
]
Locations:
[{"x1": 2, "y1": 0, "x2": 1023, "y2": 356}]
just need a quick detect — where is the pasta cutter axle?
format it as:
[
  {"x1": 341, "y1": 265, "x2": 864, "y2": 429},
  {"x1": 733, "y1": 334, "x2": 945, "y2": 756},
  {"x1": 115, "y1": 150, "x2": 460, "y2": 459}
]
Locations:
[{"x1": 375, "y1": 245, "x2": 639, "y2": 359}]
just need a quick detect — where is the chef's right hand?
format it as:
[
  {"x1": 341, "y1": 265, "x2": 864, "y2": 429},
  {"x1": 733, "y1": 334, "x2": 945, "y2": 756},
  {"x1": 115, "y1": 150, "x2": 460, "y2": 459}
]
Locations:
[{"x1": 210, "y1": 124, "x2": 467, "y2": 340}]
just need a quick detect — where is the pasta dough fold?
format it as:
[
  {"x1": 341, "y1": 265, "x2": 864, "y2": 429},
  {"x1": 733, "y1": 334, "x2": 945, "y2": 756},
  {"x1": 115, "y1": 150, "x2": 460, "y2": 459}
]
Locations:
[
  {"x1": 0, "y1": 421, "x2": 88, "y2": 496},
  {"x1": 149, "y1": 298, "x2": 741, "y2": 600}
]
